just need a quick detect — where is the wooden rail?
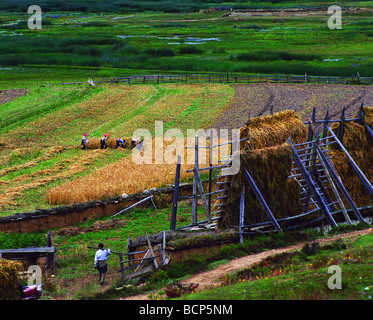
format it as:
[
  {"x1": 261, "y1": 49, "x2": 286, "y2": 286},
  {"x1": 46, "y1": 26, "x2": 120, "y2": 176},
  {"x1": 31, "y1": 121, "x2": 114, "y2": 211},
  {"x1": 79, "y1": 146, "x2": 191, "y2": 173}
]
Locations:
[{"x1": 47, "y1": 72, "x2": 373, "y2": 87}]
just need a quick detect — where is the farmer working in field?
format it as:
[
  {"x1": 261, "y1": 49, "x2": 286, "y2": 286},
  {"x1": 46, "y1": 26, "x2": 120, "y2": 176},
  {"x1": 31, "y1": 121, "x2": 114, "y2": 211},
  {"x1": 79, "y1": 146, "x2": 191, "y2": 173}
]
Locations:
[
  {"x1": 100, "y1": 134, "x2": 107, "y2": 149},
  {"x1": 81, "y1": 134, "x2": 88, "y2": 150},
  {"x1": 131, "y1": 138, "x2": 137, "y2": 149},
  {"x1": 94, "y1": 243, "x2": 111, "y2": 285},
  {"x1": 115, "y1": 138, "x2": 125, "y2": 149}
]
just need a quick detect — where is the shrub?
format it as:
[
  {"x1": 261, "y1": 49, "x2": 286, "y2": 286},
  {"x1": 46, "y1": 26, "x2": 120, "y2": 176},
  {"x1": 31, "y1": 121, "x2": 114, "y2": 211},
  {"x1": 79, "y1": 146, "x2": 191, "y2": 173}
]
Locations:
[
  {"x1": 144, "y1": 48, "x2": 176, "y2": 57},
  {"x1": 0, "y1": 232, "x2": 46, "y2": 250},
  {"x1": 148, "y1": 269, "x2": 169, "y2": 284},
  {"x1": 233, "y1": 51, "x2": 321, "y2": 62},
  {"x1": 179, "y1": 46, "x2": 204, "y2": 54}
]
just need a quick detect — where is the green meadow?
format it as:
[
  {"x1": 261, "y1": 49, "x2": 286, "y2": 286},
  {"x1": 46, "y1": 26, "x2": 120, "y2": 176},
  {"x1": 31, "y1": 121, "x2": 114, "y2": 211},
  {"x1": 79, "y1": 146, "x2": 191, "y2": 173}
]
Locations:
[{"x1": 1, "y1": 1, "x2": 373, "y2": 88}]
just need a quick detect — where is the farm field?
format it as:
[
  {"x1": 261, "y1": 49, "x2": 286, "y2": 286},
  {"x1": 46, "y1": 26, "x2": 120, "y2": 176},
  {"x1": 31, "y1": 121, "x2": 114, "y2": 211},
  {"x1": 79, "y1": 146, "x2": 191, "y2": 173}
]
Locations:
[
  {"x1": 0, "y1": 82, "x2": 372, "y2": 215},
  {"x1": 0, "y1": 83, "x2": 234, "y2": 214},
  {"x1": 0, "y1": 0, "x2": 373, "y2": 303}
]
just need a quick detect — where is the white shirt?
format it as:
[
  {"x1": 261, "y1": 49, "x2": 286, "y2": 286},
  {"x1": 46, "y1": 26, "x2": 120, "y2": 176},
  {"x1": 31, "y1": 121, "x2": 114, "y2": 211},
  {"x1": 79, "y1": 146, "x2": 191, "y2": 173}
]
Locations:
[{"x1": 94, "y1": 249, "x2": 111, "y2": 265}]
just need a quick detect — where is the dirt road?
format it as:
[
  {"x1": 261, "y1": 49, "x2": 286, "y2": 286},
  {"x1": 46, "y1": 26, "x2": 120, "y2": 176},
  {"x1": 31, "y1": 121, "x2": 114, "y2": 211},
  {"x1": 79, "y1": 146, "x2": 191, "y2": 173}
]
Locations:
[{"x1": 122, "y1": 228, "x2": 372, "y2": 300}]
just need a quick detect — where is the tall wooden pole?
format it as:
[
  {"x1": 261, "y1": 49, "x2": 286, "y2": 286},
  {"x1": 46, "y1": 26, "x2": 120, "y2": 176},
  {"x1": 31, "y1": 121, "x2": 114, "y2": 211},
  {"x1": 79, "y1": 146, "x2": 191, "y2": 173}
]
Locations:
[
  {"x1": 192, "y1": 136, "x2": 199, "y2": 225},
  {"x1": 170, "y1": 155, "x2": 181, "y2": 230}
]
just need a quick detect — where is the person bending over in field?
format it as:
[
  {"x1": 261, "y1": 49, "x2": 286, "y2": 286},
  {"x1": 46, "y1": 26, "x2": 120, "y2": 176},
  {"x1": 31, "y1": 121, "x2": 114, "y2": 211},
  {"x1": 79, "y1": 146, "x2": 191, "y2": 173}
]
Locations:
[
  {"x1": 115, "y1": 138, "x2": 125, "y2": 149},
  {"x1": 81, "y1": 134, "x2": 88, "y2": 150},
  {"x1": 94, "y1": 243, "x2": 111, "y2": 285},
  {"x1": 131, "y1": 139, "x2": 137, "y2": 149},
  {"x1": 100, "y1": 134, "x2": 107, "y2": 149}
]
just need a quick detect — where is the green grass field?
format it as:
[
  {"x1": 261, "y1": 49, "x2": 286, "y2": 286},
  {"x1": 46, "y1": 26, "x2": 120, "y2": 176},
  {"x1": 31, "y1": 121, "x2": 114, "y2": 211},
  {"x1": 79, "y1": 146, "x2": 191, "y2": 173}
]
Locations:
[{"x1": 1, "y1": 1, "x2": 373, "y2": 88}]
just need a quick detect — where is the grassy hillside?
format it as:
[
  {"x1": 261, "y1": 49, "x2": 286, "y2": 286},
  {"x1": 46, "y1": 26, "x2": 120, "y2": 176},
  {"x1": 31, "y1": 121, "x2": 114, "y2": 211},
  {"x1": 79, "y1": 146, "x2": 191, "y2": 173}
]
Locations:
[{"x1": 0, "y1": 83, "x2": 234, "y2": 215}]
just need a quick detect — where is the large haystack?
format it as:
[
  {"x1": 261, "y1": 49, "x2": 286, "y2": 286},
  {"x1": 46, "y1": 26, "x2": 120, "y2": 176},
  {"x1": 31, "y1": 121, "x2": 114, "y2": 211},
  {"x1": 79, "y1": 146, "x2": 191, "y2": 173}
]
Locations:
[
  {"x1": 240, "y1": 110, "x2": 307, "y2": 150},
  {"x1": 218, "y1": 143, "x2": 302, "y2": 229},
  {"x1": 217, "y1": 110, "x2": 306, "y2": 230},
  {"x1": 328, "y1": 106, "x2": 373, "y2": 206}
]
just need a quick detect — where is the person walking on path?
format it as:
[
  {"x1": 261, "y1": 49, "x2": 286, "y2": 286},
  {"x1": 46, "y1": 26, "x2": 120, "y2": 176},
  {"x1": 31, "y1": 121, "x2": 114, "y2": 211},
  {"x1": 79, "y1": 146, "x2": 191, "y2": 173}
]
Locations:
[{"x1": 94, "y1": 243, "x2": 111, "y2": 285}]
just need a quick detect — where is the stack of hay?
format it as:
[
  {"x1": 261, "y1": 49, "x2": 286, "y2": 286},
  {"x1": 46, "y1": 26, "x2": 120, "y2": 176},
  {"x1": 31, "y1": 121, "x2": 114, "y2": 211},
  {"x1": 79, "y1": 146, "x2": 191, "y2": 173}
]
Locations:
[
  {"x1": 218, "y1": 143, "x2": 303, "y2": 229},
  {"x1": 239, "y1": 110, "x2": 307, "y2": 150},
  {"x1": 217, "y1": 110, "x2": 307, "y2": 230},
  {"x1": 328, "y1": 106, "x2": 373, "y2": 206},
  {"x1": 83, "y1": 136, "x2": 132, "y2": 149}
]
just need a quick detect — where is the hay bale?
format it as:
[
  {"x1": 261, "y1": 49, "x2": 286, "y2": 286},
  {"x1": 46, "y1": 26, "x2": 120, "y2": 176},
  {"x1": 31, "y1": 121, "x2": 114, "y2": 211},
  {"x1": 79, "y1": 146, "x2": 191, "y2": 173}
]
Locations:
[
  {"x1": 83, "y1": 137, "x2": 132, "y2": 149},
  {"x1": 240, "y1": 110, "x2": 307, "y2": 150},
  {"x1": 218, "y1": 143, "x2": 302, "y2": 229},
  {"x1": 0, "y1": 259, "x2": 22, "y2": 299},
  {"x1": 328, "y1": 107, "x2": 373, "y2": 206},
  {"x1": 361, "y1": 106, "x2": 373, "y2": 127}
]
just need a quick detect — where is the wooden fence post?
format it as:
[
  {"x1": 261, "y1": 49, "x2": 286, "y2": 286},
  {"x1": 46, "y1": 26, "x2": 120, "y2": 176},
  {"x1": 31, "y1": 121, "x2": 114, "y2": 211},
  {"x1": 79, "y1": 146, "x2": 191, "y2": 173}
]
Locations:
[
  {"x1": 355, "y1": 103, "x2": 364, "y2": 125},
  {"x1": 318, "y1": 150, "x2": 352, "y2": 225},
  {"x1": 208, "y1": 131, "x2": 213, "y2": 215},
  {"x1": 170, "y1": 155, "x2": 181, "y2": 230},
  {"x1": 316, "y1": 145, "x2": 365, "y2": 223},
  {"x1": 289, "y1": 138, "x2": 338, "y2": 227},
  {"x1": 366, "y1": 123, "x2": 373, "y2": 141},
  {"x1": 192, "y1": 136, "x2": 199, "y2": 225},
  {"x1": 194, "y1": 166, "x2": 212, "y2": 223},
  {"x1": 46, "y1": 231, "x2": 51, "y2": 276},
  {"x1": 145, "y1": 232, "x2": 158, "y2": 269},
  {"x1": 322, "y1": 109, "x2": 330, "y2": 138},
  {"x1": 239, "y1": 186, "x2": 245, "y2": 244},
  {"x1": 337, "y1": 106, "x2": 345, "y2": 144},
  {"x1": 243, "y1": 167, "x2": 282, "y2": 233},
  {"x1": 157, "y1": 244, "x2": 163, "y2": 267},
  {"x1": 118, "y1": 252, "x2": 126, "y2": 284}
]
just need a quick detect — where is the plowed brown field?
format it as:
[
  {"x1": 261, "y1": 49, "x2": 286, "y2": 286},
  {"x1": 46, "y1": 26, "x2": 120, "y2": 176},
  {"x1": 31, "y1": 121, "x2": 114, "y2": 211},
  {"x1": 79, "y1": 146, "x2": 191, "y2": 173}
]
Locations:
[{"x1": 213, "y1": 83, "x2": 373, "y2": 131}]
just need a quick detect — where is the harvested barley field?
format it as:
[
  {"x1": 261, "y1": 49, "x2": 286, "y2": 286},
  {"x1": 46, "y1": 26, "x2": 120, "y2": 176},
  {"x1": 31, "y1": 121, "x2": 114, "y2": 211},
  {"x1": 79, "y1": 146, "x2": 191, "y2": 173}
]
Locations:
[
  {"x1": 0, "y1": 82, "x2": 372, "y2": 216},
  {"x1": 0, "y1": 83, "x2": 233, "y2": 214}
]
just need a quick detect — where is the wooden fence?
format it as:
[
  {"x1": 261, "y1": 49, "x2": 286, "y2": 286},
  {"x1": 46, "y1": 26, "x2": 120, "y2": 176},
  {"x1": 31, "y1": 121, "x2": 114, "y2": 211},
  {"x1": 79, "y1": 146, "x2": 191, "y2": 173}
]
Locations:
[
  {"x1": 168, "y1": 104, "x2": 373, "y2": 239},
  {"x1": 0, "y1": 232, "x2": 58, "y2": 276},
  {"x1": 49, "y1": 72, "x2": 373, "y2": 87},
  {"x1": 89, "y1": 231, "x2": 167, "y2": 284}
]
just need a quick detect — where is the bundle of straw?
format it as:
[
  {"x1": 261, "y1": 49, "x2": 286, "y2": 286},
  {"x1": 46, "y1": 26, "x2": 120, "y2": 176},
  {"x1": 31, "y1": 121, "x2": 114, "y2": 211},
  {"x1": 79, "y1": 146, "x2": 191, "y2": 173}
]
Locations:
[
  {"x1": 218, "y1": 143, "x2": 302, "y2": 229},
  {"x1": 328, "y1": 107, "x2": 373, "y2": 206},
  {"x1": 240, "y1": 110, "x2": 307, "y2": 150},
  {"x1": 83, "y1": 137, "x2": 132, "y2": 150}
]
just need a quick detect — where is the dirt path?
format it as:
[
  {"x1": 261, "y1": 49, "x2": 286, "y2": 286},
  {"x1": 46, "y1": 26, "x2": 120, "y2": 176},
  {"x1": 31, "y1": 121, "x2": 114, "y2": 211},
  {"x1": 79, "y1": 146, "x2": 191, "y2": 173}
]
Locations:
[{"x1": 121, "y1": 228, "x2": 372, "y2": 300}]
